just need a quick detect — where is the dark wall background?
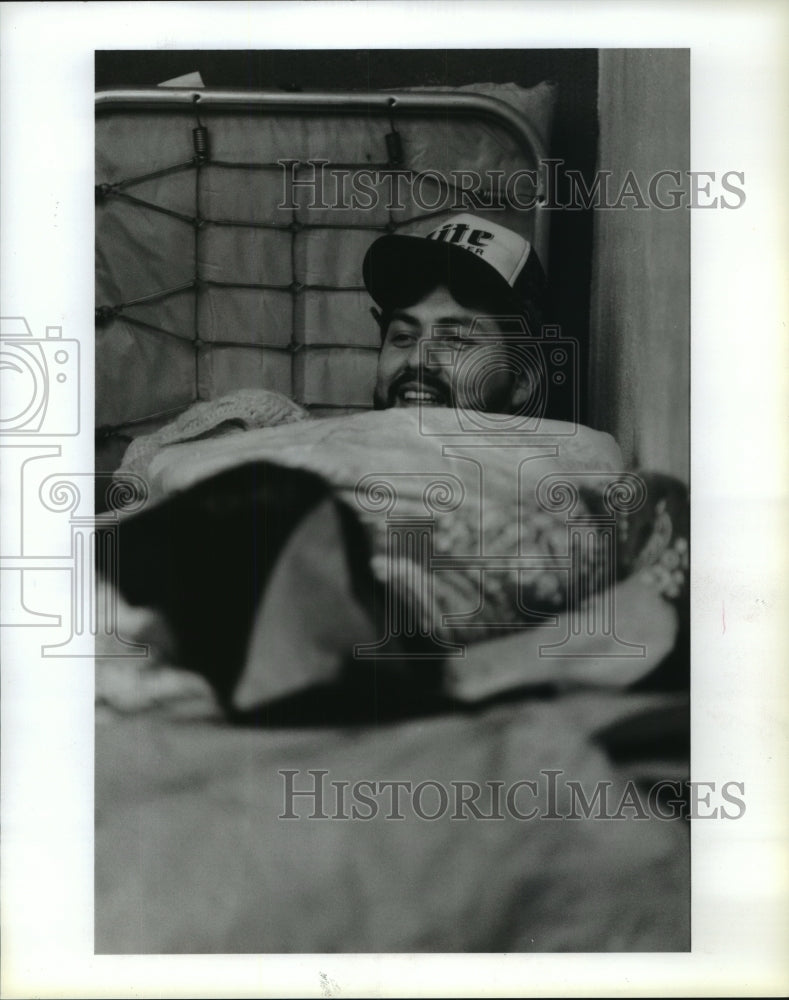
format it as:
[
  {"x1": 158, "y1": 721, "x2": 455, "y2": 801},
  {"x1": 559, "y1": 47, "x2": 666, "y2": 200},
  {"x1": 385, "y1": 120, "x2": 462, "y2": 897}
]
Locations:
[{"x1": 96, "y1": 49, "x2": 599, "y2": 421}]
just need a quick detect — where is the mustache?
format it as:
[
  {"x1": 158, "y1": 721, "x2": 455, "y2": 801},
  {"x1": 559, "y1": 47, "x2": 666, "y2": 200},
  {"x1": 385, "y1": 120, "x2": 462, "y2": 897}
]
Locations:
[{"x1": 388, "y1": 369, "x2": 451, "y2": 404}]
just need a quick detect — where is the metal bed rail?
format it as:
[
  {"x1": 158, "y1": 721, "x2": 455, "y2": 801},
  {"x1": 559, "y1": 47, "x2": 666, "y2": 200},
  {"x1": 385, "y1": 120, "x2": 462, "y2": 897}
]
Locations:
[
  {"x1": 95, "y1": 86, "x2": 552, "y2": 441},
  {"x1": 95, "y1": 87, "x2": 550, "y2": 264}
]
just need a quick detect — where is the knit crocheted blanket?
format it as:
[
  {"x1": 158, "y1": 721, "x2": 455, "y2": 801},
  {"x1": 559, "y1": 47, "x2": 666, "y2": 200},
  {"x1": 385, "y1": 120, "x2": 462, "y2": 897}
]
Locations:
[
  {"x1": 128, "y1": 405, "x2": 623, "y2": 647},
  {"x1": 116, "y1": 388, "x2": 310, "y2": 482}
]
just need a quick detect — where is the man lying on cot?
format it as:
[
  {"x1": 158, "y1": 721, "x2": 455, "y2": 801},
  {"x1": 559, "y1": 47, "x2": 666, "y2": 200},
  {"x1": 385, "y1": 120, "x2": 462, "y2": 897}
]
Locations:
[
  {"x1": 119, "y1": 212, "x2": 554, "y2": 469},
  {"x1": 366, "y1": 212, "x2": 547, "y2": 416},
  {"x1": 109, "y1": 214, "x2": 688, "y2": 721}
]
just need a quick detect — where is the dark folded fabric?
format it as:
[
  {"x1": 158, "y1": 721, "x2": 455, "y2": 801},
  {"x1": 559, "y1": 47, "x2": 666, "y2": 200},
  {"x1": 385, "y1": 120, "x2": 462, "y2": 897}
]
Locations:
[
  {"x1": 114, "y1": 463, "x2": 355, "y2": 705},
  {"x1": 112, "y1": 461, "x2": 447, "y2": 719}
]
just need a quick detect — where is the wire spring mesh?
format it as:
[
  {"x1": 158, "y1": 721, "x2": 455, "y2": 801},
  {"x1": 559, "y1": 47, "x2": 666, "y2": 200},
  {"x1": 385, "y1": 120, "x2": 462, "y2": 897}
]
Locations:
[{"x1": 95, "y1": 112, "x2": 520, "y2": 440}]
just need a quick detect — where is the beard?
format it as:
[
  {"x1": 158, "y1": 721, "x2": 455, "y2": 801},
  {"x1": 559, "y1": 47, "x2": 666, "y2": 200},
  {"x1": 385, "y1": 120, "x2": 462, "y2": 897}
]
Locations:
[{"x1": 372, "y1": 369, "x2": 453, "y2": 410}]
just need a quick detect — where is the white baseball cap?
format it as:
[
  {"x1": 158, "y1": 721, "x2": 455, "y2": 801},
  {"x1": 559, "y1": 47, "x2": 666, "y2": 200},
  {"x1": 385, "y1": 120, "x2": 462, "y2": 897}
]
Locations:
[{"x1": 362, "y1": 213, "x2": 546, "y2": 328}]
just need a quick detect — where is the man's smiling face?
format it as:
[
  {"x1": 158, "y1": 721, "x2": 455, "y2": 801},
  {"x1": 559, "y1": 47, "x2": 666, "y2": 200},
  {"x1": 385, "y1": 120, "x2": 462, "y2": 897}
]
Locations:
[{"x1": 373, "y1": 284, "x2": 531, "y2": 414}]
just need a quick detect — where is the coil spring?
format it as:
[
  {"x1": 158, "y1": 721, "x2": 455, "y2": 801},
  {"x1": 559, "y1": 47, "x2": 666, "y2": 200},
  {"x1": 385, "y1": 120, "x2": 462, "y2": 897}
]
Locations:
[
  {"x1": 385, "y1": 130, "x2": 403, "y2": 166},
  {"x1": 192, "y1": 125, "x2": 209, "y2": 161}
]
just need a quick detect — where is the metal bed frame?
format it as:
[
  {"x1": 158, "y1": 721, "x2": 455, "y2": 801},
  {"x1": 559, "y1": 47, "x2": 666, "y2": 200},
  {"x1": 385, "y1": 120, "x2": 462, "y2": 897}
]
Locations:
[
  {"x1": 96, "y1": 87, "x2": 549, "y2": 260},
  {"x1": 95, "y1": 87, "x2": 550, "y2": 438}
]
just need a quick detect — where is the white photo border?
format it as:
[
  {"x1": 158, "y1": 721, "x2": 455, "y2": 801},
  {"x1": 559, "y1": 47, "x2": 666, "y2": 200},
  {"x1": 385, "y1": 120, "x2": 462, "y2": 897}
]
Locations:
[{"x1": 1, "y1": 1, "x2": 787, "y2": 997}]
